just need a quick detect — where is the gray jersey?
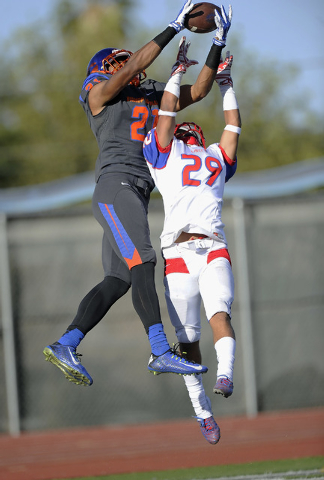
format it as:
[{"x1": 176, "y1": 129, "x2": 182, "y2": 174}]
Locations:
[{"x1": 79, "y1": 74, "x2": 165, "y2": 184}]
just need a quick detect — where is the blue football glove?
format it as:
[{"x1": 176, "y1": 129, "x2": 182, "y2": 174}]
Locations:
[
  {"x1": 169, "y1": 0, "x2": 194, "y2": 34},
  {"x1": 213, "y1": 5, "x2": 232, "y2": 47}
]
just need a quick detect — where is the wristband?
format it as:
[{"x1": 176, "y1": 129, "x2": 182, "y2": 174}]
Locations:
[
  {"x1": 164, "y1": 71, "x2": 183, "y2": 98},
  {"x1": 153, "y1": 26, "x2": 178, "y2": 50},
  {"x1": 219, "y1": 85, "x2": 239, "y2": 111},
  {"x1": 224, "y1": 125, "x2": 241, "y2": 134},
  {"x1": 205, "y1": 44, "x2": 223, "y2": 70},
  {"x1": 158, "y1": 110, "x2": 177, "y2": 117}
]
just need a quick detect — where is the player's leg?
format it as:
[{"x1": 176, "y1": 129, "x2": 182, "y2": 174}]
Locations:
[
  {"x1": 200, "y1": 255, "x2": 236, "y2": 398},
  {"x1": 163, "y1": 247, "x2": 219, "y2": 444},
  {"x1": 92, "y1": 173, "x2": 207, "y2": 375},
  {"x1": 65, "y1": 231, "x2": 132, "y2": 336},
  {"x1": 210, "y1": 312, "x2": 236, "y2": 397},
  {"x1": 43, "y1": 231, "x2": 131, "y2": 386}
]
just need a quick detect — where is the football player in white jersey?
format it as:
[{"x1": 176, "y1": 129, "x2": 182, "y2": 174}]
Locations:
[{"x1": 143, "y1": 27, "x2": 241, "y2": 444}]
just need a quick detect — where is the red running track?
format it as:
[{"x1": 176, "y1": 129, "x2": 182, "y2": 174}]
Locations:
[{"x1": 0, "y1": 408, "x2": 323, "y2": 480}]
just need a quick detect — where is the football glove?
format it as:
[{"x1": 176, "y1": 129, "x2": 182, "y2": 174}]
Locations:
[
  {"x1": 213, "y1": 5, "x2": 232, "y2": 47},
  {"x1": 170, "y1": 36, "x2": 198, "y2": 76},
  {"x1": 169, "y1": 0, "x2": 194, "y2": 33},
  {"x1": 215, "y1": 51, "x2": 233, "y2": 87}
]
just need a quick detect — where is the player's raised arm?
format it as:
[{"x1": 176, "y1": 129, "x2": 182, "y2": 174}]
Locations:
[
  {"x1": 216, "y1": 51, "x2": 241, "y2": 161},
  {"x1": 88, "y1": 0, "x2": 194, "y2": 113},
  {"x1": 177, "y1": 4, "x2": 232, "y2": 110},
  {"x1": 156, "y1": 37, "x2": 198, "y2": 148}
]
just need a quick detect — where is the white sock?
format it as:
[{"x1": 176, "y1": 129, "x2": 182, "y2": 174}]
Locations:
[
  {"x1": 214, "y1": 336, "x2": 236, "y2": 381},
  {"x1": 183, "y1": 374, "x2": 213, "y2": 420}
]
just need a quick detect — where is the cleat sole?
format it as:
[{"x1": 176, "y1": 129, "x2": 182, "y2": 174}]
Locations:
[
  {"x1": 43, "y1": 347, "x2": 91, "y2": 386},
  {"x1": 213, "y1": 388, "x2": 231, "y2": 398},
  {"x1": 148, "y1": 368, "x2": 197, "y2": 376}
]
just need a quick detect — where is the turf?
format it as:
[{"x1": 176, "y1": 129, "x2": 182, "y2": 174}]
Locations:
[{"x1": 57, "y1": 456, "x2": 324, "y2": 480}]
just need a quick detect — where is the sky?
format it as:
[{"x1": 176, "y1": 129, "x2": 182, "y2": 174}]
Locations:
[{"x1": 1, "y1": 0, "x2": 324, "y2": 118}]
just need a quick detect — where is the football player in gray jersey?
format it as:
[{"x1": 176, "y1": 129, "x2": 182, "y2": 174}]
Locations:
[{"x1": 43, "y1": 1, "x2": 233, "y2": 388}]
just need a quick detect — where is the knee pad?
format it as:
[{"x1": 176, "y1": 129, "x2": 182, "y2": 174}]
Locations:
[{"x1": 175, "y1": 325, "x2": 201, "y2": 344}]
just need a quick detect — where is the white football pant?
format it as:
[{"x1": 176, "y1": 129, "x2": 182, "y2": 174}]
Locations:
[{"x1": 163, "y1": 238, "x2": 234, "y2": 343}]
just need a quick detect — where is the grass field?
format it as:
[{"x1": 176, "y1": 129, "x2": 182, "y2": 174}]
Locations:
[{"x1": 57, "y1": 457, "x2": 324, "y2": 480}]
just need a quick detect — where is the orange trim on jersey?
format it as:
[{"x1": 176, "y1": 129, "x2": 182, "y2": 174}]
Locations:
[
  {"x1": 124, "y1": 249, "x2": 143, "y2": 269},
  {"x1": 126, "y1": 96, "x2": 145, "y2": 103},
  {"x1": 164, "y1": 257, "x2": 189, "y2": 276},
  {"x1": 125, "y1": 96, "x2": 158, "y2": 108},
  {"x1": 207, "y1": 248, "x2": 232, "y2": 265}
]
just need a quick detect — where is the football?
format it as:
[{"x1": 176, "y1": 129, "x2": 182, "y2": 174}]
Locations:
[{"x1": 184, "y1": 2, "x2": 221, "y2": 34}]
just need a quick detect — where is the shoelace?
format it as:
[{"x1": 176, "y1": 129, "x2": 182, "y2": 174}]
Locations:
[
  {"x1": 170, "y1": 343, "x2": 197, "y2": 365},
  {"x1": 72, "y1": 351, "x2": 82, "y2": 363},
  {"x1": 203, "y1": 418, "x2": 215, "y2": 431},
  {"x1": 193, "y1": 416, "x2": 214, "y2": 431},
  {"x1": 168, "y1": 348, "x2": 186, "y2": 363},
  {"x1": 217, "y1": 376, "x2": 231, "y2": 385}
]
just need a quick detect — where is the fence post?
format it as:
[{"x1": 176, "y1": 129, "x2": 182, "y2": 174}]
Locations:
[
  {"x1": 0, "y1": 213, "x2": 20, "y2": 435},
  {"x1": 232, "y1": 198, "x2": 258, "y2": 417}
]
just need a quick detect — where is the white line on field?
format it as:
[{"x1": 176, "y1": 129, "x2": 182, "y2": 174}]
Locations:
[{"x1": 193, "y1": 469, "x2": 324, "y2": 480}]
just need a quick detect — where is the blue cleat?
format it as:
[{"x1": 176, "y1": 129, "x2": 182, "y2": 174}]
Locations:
[
  {"x1": 213, "y1": 376, "x2": 233, "y2": 398},
  {"x1": 43, "y1": 342, "x2": 93, "y2": 386},
  {"x1": 198, "y1": 416, "x2": 220, "y2": 444},
  {"x1": 148, "y1": 348, "x2": 208, "y2": 376}
]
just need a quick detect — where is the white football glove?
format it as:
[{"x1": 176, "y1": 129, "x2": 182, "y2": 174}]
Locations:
[
  {"x1": 169, "y1": 0, "x2": 194, "y2": 33},
  {"x1": 215, "y1": 51, "x2": 233, "y2": 87},
  {"x1": 170, "y1": 36, "x2": 199, "y2": 76},
  {"x1": 213, "y1": 5, "x2": 232, "y2": 47}
]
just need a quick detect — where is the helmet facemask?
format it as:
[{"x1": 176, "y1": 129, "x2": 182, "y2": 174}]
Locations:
[
  {"x1": 174, "y1": 122, "x2": 206, "y2": 148},
  {"x1": 102, "y1": 50, "x2": 146, "y2": 87}
]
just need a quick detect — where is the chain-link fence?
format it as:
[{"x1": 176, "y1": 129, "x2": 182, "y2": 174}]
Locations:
[{"x1": 0, "y1": 192, "x2": 324, "y2": 434}]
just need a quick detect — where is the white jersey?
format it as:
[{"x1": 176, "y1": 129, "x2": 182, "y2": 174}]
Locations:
[{"x1": 143, "y1": 128, "x2": 237, "y2": 248}]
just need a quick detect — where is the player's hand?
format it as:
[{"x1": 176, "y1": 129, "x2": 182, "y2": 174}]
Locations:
[
  {"x1": 169, "y1": 0, "x2": 194, "y2": 33},
  {"x1": 215, "y1": 51, "x2": 233, "y2": 87},
  {"x1": 170, "y1": 36, "x2": 199, "y2": 75},
  {"x1": 213, "y1": 5, "x2": 232, "y2": 47}
]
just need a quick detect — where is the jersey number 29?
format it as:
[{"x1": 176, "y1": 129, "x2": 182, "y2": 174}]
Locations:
[{"x1": 182, "y1": 154, "x2": 223, "y2": 187}]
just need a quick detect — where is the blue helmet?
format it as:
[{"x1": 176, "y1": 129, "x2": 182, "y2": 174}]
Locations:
[{"x1": 86, "y1": 48, "x2": 146, "y2": 86}]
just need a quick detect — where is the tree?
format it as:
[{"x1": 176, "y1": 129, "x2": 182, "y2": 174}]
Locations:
[
  {"x1": 0, "y1": 0, "x2": 130, "y2": 187},
  {"x1": 0, "y1": 1, "x2": 323, "y2": 188}
]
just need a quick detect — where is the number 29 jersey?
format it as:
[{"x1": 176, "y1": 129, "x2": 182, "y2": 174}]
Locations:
[{"x1": 143, "y1": 128, "x2": 237, "y2": 248}]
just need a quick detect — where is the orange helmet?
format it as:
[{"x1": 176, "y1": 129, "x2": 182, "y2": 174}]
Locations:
[{"x1": 86, "y1": 48, "x2": 146, "y2": 87}]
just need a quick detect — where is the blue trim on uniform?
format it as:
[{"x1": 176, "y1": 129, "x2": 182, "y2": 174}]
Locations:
[
  {"x1": 98, "y1": 203, "x2": 136, "y2": 260},
  {"x1": 82, "y1": 72, "x2": 111, "y2": 89},
  {"x1": 225, "y1": 161, "x2": 237, "y2": 182},
  {"x1": 143, "y1": 129, "x2": 171, "y2": 169},
  {"x1": 79, "y1": 73, "x2": 112, "y2": 103}
]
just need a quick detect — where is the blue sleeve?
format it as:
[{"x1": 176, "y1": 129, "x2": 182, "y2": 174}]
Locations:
[
  {"x1": 225, "y1": 159, "x2": 237, "y2": 182},
  {"x1": 79, "y1": 73, "x2": 111, "y2": 103},
  {"x1": 143, "y1": 129, "x2": 171, "y2": 169}
]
